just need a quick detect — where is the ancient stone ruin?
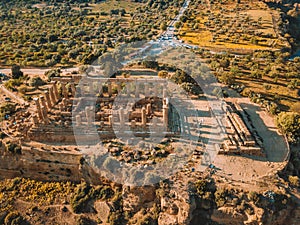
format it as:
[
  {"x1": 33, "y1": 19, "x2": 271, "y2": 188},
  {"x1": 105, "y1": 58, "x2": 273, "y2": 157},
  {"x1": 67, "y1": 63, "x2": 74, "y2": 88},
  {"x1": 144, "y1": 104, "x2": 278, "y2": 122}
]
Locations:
[
  {"x1": 22, "y1": 76, "x2": 188, "y2": 144},
  {"x1": 219, "y1": 102, "x2": 264, "y2": 156}
]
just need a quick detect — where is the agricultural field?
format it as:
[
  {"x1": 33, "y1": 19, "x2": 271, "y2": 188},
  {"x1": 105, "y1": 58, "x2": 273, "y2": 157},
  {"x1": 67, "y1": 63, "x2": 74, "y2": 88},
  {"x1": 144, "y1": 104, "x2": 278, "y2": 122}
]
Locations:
[
  {"x1": 204, "y1": 48, "x2": 300, "y2": 113},
  {"x1": 178, "y1": 0, "x2": 290, "y2": 52}
]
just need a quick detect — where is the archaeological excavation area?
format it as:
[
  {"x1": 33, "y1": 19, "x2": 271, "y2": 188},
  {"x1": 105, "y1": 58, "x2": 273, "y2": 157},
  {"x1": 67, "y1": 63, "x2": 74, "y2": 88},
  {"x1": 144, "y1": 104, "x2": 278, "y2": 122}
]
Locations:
[{"x1": 0, "y1": 69, "x2": 291, "y2": 186}]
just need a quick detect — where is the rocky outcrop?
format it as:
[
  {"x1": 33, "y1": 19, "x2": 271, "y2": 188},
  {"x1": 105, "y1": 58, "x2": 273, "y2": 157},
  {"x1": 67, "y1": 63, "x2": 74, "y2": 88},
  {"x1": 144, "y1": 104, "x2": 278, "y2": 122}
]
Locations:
[
  {"x1": 158, "y1": 184, "x2": 197, "y2": 225},
  {"x1": 94, "y1": 201, "x2": 111, "y2": 223},
  {"x1": 123, "y1": 185, "x2": 157, "y2": 213}
]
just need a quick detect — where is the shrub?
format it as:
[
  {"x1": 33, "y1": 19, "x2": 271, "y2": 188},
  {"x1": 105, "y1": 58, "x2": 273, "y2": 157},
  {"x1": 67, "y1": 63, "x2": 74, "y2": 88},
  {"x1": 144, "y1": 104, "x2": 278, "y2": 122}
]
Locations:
[
  {"x1": 108, "y1": 211, "x2": 123, "y2": 225},
  {"x1": 158, "y1": 70, "x2": 169, "y2": 78},
  {"x1": 195, "y1": 179, "x2": 210, "y2": 196},
  {"x1": 71, "y1": 182, "x2": 93, "y2": 214},
  {"x1": 247, "y1": 191, "x2": 260, "y2": 204},
  {"x1": 45, "y1": 69, "x2": 61, "y2": 81},
  {"x1": 29, "y1": 77, "x2": 46, "y2": 88},
  {"x1": 11, "y1": 65, "x2": 23, "y2": 79},
  {"x1": 4, "y1": 78, "x2": 24, "y2": 91},
  {"x1": 288, "y1": 175, "x2": 299, "y2": 187},
  {"x1": 219, "y1": 72, "x2": 235, "y2": 85},
  {"x1": 71, "y1": 182, "x2": 114, "y2": 214},
  {"x1": 4, "y1": 211, "x2": 28, "y2": 225},
  {"x1": 276, "y1": 112, "x2": 300, "y2": 143},
  {"x1": 6, "y1": 143, "x2": 22, "y2": 154},
  {"x1": 214, "y1": 189, "x2": 227, "y2": 207}
]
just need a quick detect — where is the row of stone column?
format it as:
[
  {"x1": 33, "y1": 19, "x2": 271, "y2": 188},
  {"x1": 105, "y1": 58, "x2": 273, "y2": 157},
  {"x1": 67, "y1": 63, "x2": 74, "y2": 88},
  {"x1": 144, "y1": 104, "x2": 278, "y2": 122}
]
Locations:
[
  {"x1": 74, "y1": 99, "x2": 169, "y2": 130},
  {"x1": 75, "y1": 106, "x2": 94, "y2": 126},
  {"x1": 82, "y1": 81, "x2": 169, "y2": 98},
  {"x1": 32, "y1": 82, "x2": 68, "y2": 126}
]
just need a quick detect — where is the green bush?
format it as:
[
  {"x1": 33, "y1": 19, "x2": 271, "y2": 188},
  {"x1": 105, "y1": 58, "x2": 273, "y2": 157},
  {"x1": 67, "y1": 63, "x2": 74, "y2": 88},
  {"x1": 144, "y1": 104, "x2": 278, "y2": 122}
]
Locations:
[
  {"x1": 247, "y1": 191, "x2": 259, "y2": 203},
  {"x1": 214, "y1": 189, "x2": 227, "y2": 207},
  {"x1": 195, "y1": 179, "x2": 210, "y2": 197},
  {"x1": 6, "y1": 143, "x2": 22, "y2": 154},
  {"x1": 276, "y1": 112, "x2": 300, "y2": 143},
  {"x1": 71, "y1": 182, "x2": 115, "y2": 214},
  {"x1": 71, "y1": 182, "x2": 93, "y2": 214}
]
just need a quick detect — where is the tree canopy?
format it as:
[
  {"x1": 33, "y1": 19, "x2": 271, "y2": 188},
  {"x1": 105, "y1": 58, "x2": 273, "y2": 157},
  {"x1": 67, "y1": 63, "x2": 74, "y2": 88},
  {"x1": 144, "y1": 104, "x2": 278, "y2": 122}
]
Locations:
[{"x1": 276, "y1": 112, "x2": 300, "y2": 142}]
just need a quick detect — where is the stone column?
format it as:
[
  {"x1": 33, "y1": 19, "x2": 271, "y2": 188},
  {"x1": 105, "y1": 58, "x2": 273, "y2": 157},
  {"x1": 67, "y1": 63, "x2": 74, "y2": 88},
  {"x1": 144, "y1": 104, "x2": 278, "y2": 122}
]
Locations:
[
  {"x1": 146, "y1": 104, "x2": 151, "y2": 115},
  {"x1": 34, "y1": 98, "x2": 43, "y2": 121},
  {"x1": 163, "y1": 105, "x2": 168, "y2": 127},
  {"x1": 154, "y1": 82, "x2": 159, "y2": 97},
  {"x1": 61, "y1": 82, "x2": 68, "y2": 99},
  {"x1": 52, "y1": 82, "x2": 60, "y2": 101},
  {"x1": 49, "y1": 87, "x2": 56, "y2": 106},
  {"x1": 100, "y1": 121, "x2": 104, "y2": 128},
  {"x1": 41, "y1": 106, "x2": 49, "y2": 124},
  {"x1": 107, "y1": 82, "x2": 112, "y2": 97},
  {"x1": 32, "y1": 115, "x2": 39, "y2": 127},
  {"x1": 90, "y1": 106, "x2": 94, "y2": 125},
  {"x1": 141, "y1": 107, "x2": 146, "y2": 127},
  {"x1": 85, "y1": 106, "x2": 91, "y2": 126},
  {"x1": 148, "y1": 83, "x2": 153, "y2": 97},
  {"x1": 61, "y1": 98, "x2": 67, "y2": 111},
  {"x1": 126, "y1": 84, "x2": 131, "y2": 97},
  {"x1": 75, "y1": 115, "x2": 82, "y2": 126},
  {"x1": 40, "y1": 96, "x2": 48, "y2": 112},
  {"x1": 144, "y1": 83, "x2": 149, "y2": 97},
  {"x1": 98, "y1": 84, "x2": 103, "y2": 97},
  {"x1": 108, "y1": 115, "x2": 113, "y2": 127},
  {"x1": 119, "y1": 108, "x2": 124, "y2": 127},
  {"x1": 45, "y1": 91, "x2": 52, "y2": 109},
  {"x1": 70, "y1": 83, "x2": 76, "y2": 97},
  {"x1": 131, "y1": 120, "x2": 136, "y2": 128},
  {"x1": 59, "y1": 103, "x2": 64, "y2": 111}
]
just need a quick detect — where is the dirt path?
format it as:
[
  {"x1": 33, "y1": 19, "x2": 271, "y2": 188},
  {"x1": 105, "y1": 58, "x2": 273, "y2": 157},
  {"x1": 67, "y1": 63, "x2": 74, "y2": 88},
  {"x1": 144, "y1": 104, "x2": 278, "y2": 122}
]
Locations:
[{"x1": 0, "y1": 67, "x2": 78, "y2": 76}]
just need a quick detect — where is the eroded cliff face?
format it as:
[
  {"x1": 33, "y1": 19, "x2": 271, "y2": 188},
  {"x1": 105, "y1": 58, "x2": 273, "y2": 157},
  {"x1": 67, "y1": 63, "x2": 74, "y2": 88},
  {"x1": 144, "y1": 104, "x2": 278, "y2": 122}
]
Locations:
[
  {"x1": 0, "y1": 141, "x2": 89, "y2": 182},
  {"x1": 0, "y1": 140, "x2": 299, "y2": 225}
]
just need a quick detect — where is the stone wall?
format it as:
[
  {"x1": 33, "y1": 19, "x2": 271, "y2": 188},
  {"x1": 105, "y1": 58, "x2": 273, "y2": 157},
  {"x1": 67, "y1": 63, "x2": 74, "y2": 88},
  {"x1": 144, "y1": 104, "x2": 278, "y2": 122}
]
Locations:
[{"x1": 0, "y1": 144, "x2": 84, "y2": 182}]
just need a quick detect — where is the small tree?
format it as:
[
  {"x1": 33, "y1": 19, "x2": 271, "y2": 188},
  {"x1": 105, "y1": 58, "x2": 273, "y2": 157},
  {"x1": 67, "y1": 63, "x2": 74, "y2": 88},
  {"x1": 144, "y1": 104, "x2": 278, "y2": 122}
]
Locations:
[
  {"x1": 160, "y1": 22, "x2": 167, "y2": 31},
  {"x1": 219, "y1": 72, "x2": 235, "y2": 85},
  {"x1": 45, "y1": 69, "x2": 61, "y2": 81},
  {"x1": 175, "y1": 21, "x2": 182, "y2": 29},
  {"x1": 158, "y1": 70, "x2": 169, "y2": 78},
  {"x1": 288, "y1": 175, "x2": 299, "y2": 187},
  {"x1": 30, "y1": 77, "x2": 46, "y2": 89},
  {"x1": 276, "y1": 112, "x2": 300, "y2": 142},
  {"x1": 11, "y1": 65, "x2": 23, "y2": 79},
  {"x1": 0, "y1": 103, "x2": 16, "y2": 121}
]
